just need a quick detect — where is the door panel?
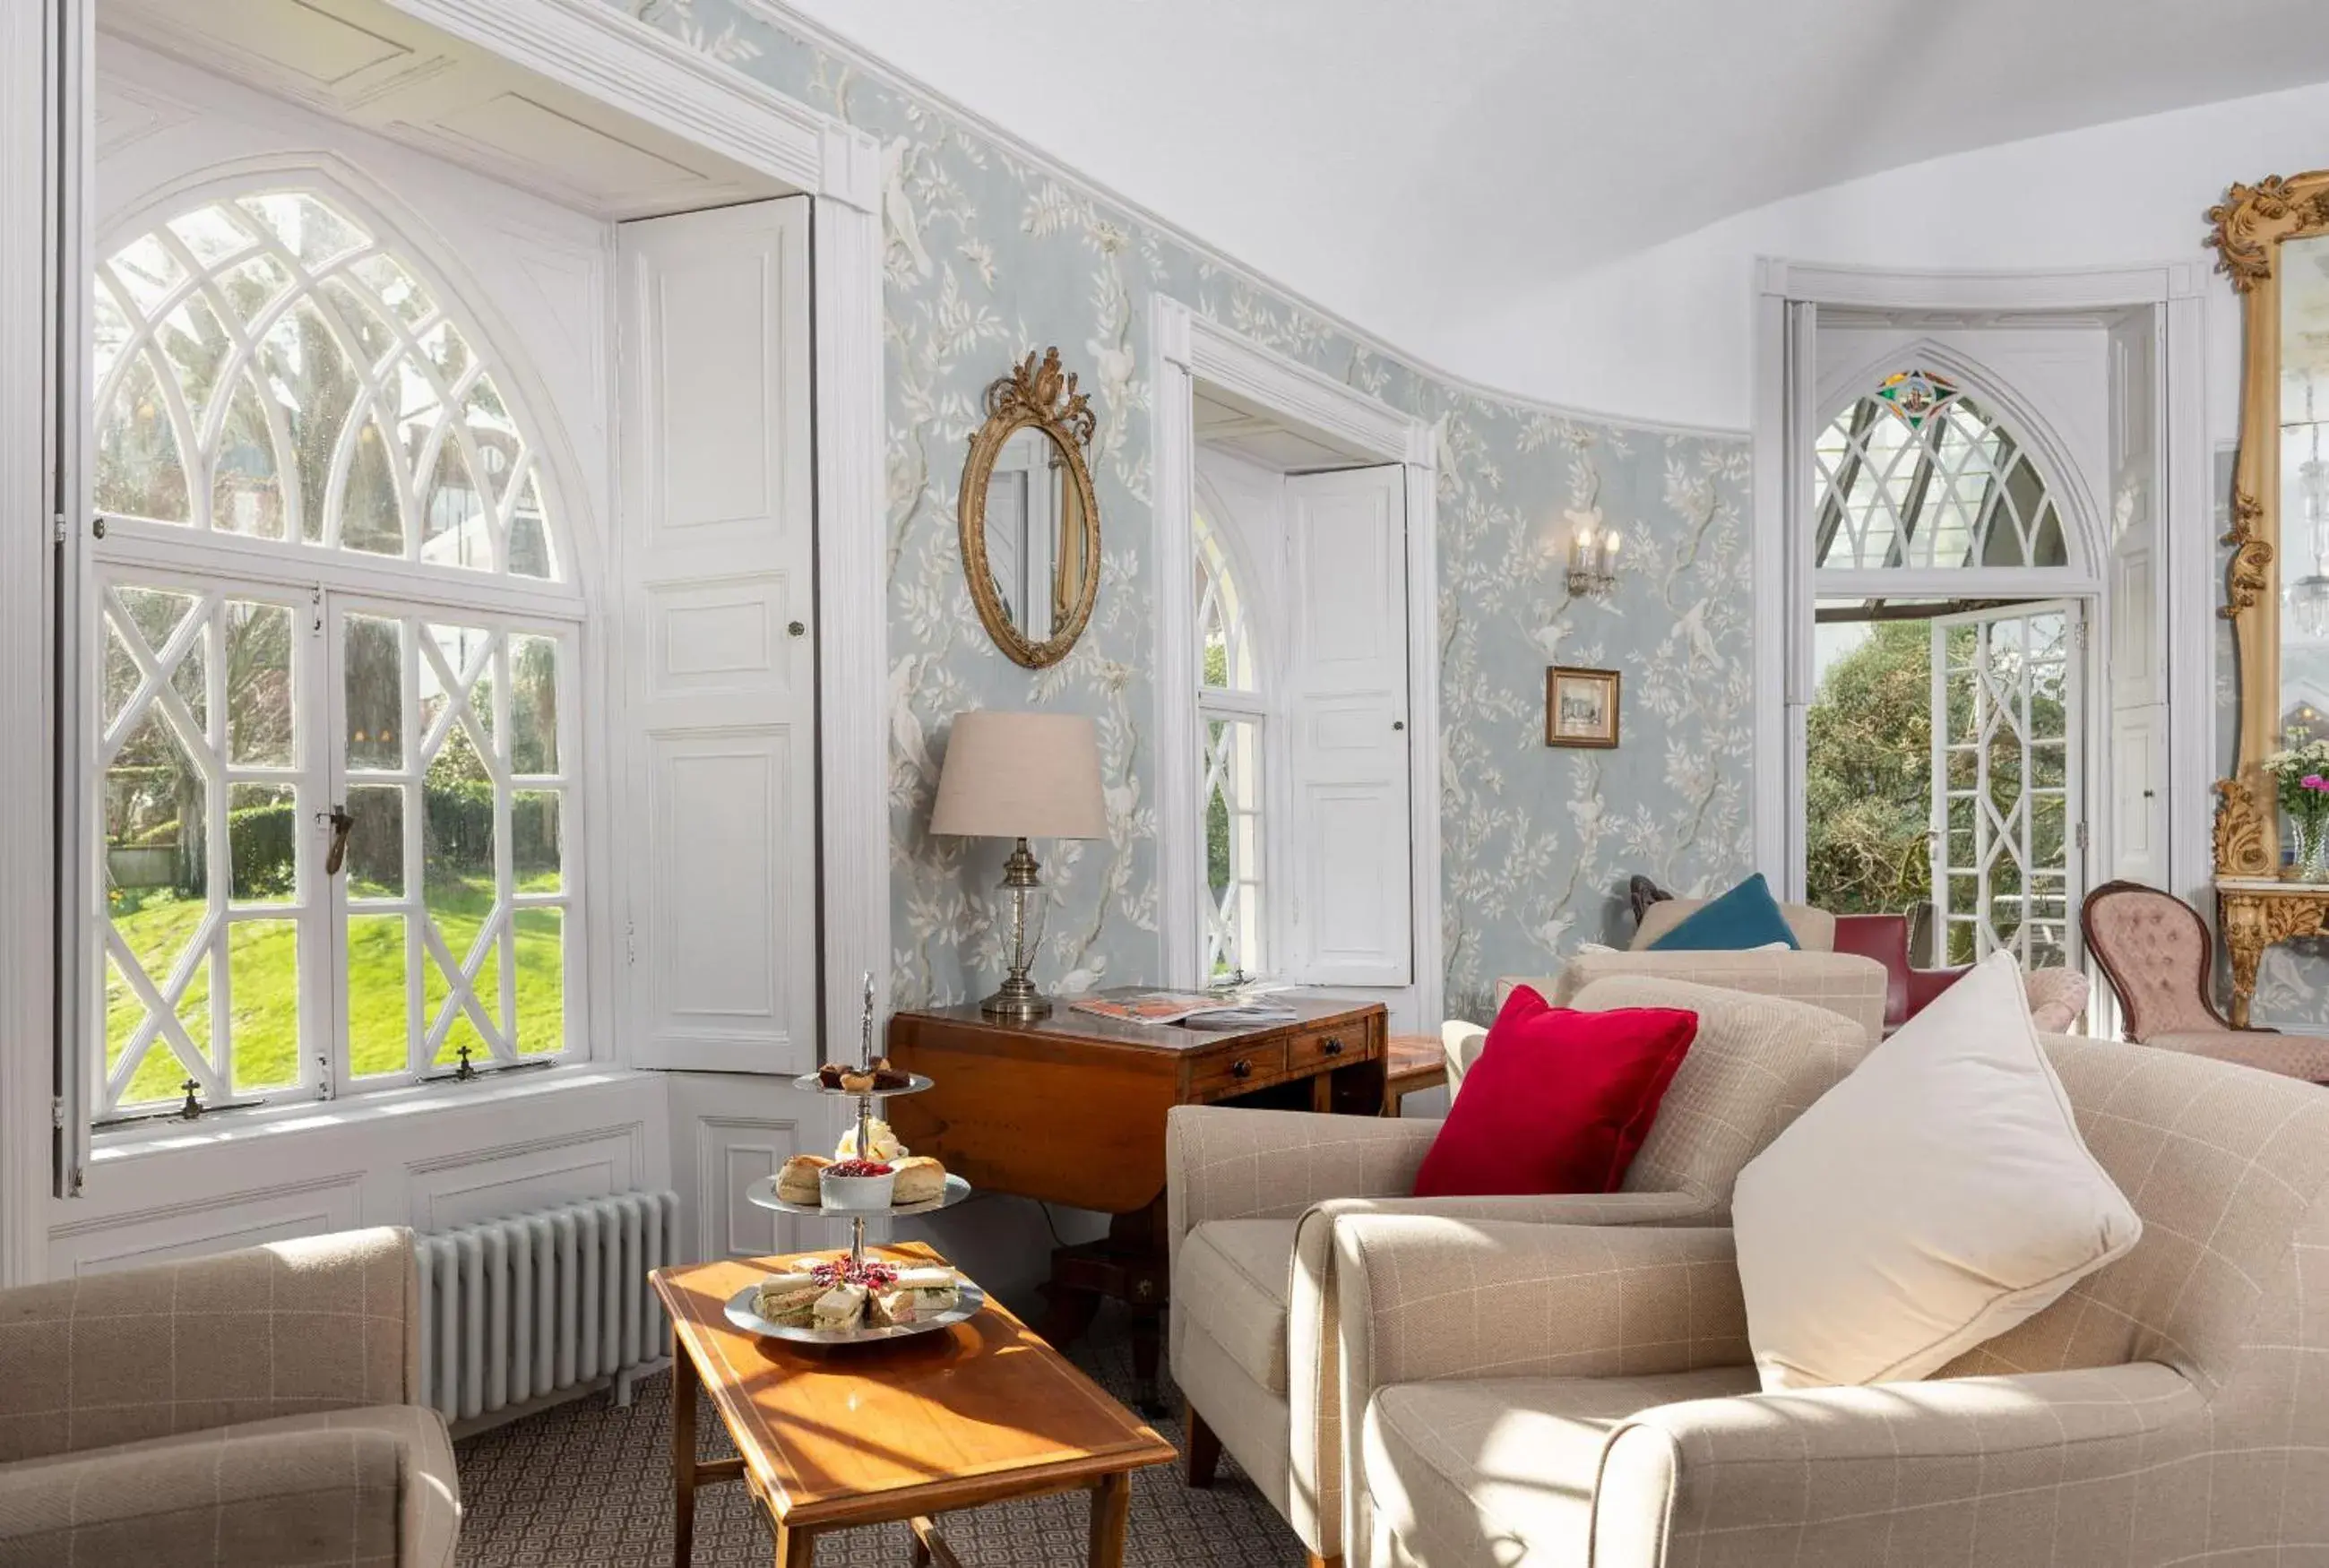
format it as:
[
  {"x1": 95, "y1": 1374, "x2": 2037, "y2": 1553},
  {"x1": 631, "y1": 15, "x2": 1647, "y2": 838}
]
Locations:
[
  {"x1": 1282, "y1": 466, "x2": 1410, "y2": 986},
  {"x1": 616, "y1": 198, "x2": 817, "y2": 1072},
  {"x1": 2106, "y1": 310, "x2": 2169, "y2": 894},
  {"x1": 1929, "y1": 600, "x2": 2083, "y2": 970}
]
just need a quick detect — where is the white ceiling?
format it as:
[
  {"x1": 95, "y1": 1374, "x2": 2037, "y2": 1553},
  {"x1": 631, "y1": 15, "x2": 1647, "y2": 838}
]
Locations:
[
  {"x1": 789, "y1": 0, "x2": 2329, "y2": 367},
  {"x1": 100, "y1": 0, "x2": 792, "y2": 218}
]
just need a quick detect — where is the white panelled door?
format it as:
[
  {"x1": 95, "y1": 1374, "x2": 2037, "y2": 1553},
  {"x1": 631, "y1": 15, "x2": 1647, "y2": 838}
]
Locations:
[
  {"x1": 616, "y1": 199, "x2": 818, "y2": 1073},
  {"x1": 1929, "y1": 601, "x2": 2083, "y2": 971},
  {"x1": 2105, "y1": 311, "x2": 2169, "y2": 894},
  {"x1": 1281, "y1": 465, "x2": 1410, "y2": 986}
]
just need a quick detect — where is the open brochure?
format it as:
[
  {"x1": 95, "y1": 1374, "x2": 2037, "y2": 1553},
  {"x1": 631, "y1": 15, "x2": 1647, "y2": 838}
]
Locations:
[{"x1": 1070, "y1": 989, "x2": 1299, "y2": 1029}]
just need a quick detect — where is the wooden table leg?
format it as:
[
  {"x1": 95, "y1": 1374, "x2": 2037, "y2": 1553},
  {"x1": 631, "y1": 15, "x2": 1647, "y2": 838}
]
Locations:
[
  {"x1": 1088, "y1": 1473, "x2": 1131, "y2": 1568},
  {"x1": 772, "y1": 1523, "x2": 815, "y2": 1567},
  {"x1": 671, "y1": 1325, "x2": 698, "y2": 1568},
  {"x1": 2222, "y1": 892, "x2": 2265, "y2": 1030}
]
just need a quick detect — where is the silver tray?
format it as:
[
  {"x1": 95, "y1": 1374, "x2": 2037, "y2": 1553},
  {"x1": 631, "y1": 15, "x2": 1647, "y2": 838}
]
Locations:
[
  {"x1": 789, "y1": 1071, "x2": 934, "y2": 1098},
  {"x1": 724, "y1": 1277, "x2": 987, "y2": 1345},
  {"x1": 743, "y1": 1171, "x2": 972, "y2": 1219}
]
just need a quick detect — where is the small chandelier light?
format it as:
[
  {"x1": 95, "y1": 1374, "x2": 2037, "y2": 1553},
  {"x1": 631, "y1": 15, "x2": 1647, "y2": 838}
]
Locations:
[{"x1": 1565, "y1": 513, "x2": 1622, "y2": 599}]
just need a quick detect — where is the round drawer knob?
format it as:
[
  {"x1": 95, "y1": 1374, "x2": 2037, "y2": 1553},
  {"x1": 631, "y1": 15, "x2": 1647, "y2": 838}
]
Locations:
[
  {"x1": 1321, "y1": 1038, "x2": 1344, "y2": 1056},
  {"x1": 788, "y1": 620, "x2": 807, "y2": 637},
  {"x1": 1230, "y1": 1058, "x2": 1253, "y2": 1080}
]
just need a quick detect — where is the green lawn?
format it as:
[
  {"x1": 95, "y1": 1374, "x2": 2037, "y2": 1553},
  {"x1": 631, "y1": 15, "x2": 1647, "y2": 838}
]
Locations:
[{"x1": 106, "y1": 872, "x2": 563, "y2": 1107}]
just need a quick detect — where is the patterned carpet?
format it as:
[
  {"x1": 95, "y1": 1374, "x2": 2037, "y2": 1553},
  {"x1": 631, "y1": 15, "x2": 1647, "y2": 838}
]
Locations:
[{"x1": 453, "y1": 1309, "x2": 1305, "y2": 1565}]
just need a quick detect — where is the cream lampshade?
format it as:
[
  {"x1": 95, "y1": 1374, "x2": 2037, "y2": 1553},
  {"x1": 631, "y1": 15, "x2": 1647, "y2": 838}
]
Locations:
[{"x1": 930, "y1": 711, "x2": 1107, "y2": 1019}]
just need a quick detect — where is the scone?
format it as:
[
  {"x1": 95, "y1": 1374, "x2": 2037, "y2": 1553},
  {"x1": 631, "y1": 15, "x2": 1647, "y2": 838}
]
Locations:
[
  {"x1": 890, "y1": 1155, "x2": 946, "y2": 1206},
  {"x1": 775, "y1": 1154, "x2": 830, "y2": 1205}
]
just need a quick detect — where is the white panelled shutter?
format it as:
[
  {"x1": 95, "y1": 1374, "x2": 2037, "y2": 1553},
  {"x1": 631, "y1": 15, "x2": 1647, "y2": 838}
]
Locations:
[
  {"x1": 1281, "y1": 465, "x2": 1411, "y2": 986},
  {"x1": 2105, "y1": 310, "x2": 2168, "y2": 895},
  {"x1": 615, "y1": 199, "x2": 819, "y2": 1073}
]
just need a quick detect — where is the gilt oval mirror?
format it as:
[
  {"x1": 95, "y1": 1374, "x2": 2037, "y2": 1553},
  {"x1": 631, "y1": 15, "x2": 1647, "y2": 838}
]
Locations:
[{"x1": 959, "y1": 348, "x2": 1101, "y2": 668}]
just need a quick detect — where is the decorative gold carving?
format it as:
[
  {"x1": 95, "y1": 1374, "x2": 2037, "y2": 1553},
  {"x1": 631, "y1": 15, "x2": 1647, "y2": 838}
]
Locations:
[
  {"x1": 956, "y1": 348, "x2": 1104, "y2": 671},
  {"x1": 2218, "y1": 883, "x2": 2329, "y2": 1028},
  {"x1": 2215, "y1": 776, "x2": 2276, "y2": 879},
  {"x1": 2213, "y1": 168, "x2": 2329, "y2": 879},
  {"x1": 2221, "y1": 488, "x2": 2273, "y2": 621}
]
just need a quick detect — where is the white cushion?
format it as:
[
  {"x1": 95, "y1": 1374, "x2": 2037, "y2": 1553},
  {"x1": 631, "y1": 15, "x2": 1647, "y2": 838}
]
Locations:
[{"x1": 1729, "y1": 951, "x2": 2141, "y2": 1391}]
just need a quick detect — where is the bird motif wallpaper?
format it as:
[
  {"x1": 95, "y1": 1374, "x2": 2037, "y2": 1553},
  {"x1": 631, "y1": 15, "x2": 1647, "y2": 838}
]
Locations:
[{"x1": 625, "y1": 0, "x2": 1757, "y2": 1021}]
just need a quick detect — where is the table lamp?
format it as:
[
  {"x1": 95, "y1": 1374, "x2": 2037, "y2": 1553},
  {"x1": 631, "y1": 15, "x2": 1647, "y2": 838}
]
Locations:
[{"x1": 929, "y1": 710, "x2": 1108, "y2": 1020}]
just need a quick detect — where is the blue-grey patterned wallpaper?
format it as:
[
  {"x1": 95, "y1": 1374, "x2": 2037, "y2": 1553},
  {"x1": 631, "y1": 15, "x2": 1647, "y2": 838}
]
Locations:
[{"x1": 625, "y1": 0, "x2": 1755, "y2": 1021}]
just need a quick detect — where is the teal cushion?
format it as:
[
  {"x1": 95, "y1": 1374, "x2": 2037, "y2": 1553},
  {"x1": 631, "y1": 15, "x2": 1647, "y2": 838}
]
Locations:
[{"x1": 1646, "y1": 874, "x2": 1800, "y2": 952}]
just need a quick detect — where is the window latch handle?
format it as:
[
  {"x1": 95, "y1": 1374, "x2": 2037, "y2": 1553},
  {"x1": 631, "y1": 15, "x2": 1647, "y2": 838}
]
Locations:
[{"x1": 323, "y1": 805, "x2": 355, "y2": 875}]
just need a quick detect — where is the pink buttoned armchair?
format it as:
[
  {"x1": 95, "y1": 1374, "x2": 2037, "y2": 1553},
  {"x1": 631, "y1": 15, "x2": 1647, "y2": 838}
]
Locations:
[{"x1": 2082, "y1": 879, "x2": 2329, "y2": 1082}]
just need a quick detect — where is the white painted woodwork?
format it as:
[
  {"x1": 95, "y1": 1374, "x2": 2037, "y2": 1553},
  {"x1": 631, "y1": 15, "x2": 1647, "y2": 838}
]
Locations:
[
  {"x1": 97, "y1": 0, "x2": 792, "y2": 219},
  {"x1": 617, "y1": 199, "x2": 818, "y2": 1073},
  {"x1": 2107, "y1": 309, "x2": 2169, "y2": 898},
  {"x1": 1281, "y1": 465, "x2": 1412, "y2": 986}
]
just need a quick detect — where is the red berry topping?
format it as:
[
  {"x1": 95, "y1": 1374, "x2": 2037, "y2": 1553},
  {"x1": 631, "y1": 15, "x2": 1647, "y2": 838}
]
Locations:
[{"x1": 827, "y1": 1159, "x2": 893, "y2": 1178}]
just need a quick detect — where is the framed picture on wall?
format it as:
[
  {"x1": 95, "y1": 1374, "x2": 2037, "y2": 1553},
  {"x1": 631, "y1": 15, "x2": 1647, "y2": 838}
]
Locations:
[{"x1": 1546, "y1": 666, "x2": 1621, "y2": 748}]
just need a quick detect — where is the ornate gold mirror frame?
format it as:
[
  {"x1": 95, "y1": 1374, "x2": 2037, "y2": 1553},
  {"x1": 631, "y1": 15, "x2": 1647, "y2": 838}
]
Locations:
[
  {"x1": 957, "y1": 348, "x2": 1103, "y2": 670},
  {"x1": 2208, "y1": 171, "x2": 2329, "y2": 878}
]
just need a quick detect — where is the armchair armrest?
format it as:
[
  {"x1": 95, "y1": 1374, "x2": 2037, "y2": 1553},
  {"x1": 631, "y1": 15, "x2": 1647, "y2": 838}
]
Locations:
[
  {"x1": 0, "y1": 1227, "x2": 418, "y2": 1460},
  {"x1": 1164, "y1": 1106, "x2": 1439, "y2": 1262},
  {"x1": 1597, "y1": 1362, "x2": 2205, "y2": 1562}
]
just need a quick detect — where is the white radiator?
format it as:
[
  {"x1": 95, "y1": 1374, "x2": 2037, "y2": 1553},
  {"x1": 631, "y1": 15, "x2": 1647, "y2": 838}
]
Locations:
[{"x1": 414, "y1": 1190, "x2": 681, "y2": 1426}]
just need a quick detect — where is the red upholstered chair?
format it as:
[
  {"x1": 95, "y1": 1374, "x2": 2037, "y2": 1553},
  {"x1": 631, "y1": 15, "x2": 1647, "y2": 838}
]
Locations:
[
  {"x1": 2081, "y1": 879, "x2": 2329, "y2": 1083},
  {"x1": 1831, "y1": 912, "x2": 1969, "y2": 1033}
]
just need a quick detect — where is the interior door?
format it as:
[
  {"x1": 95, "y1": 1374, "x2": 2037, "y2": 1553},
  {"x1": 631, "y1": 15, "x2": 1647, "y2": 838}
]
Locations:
[
  {"x1": 1929, "y1": 600, "x2": 2084, "y2": 970},
  {"x1": 1281, "y1": 465, "x2": 1410, "y2": 986},
  {"x1": 615, "y1": 198, "x2": 818, "y2": 1073},
  {"x1": 2106, "y1": 310, "x2": 2169, "y2": 895}
]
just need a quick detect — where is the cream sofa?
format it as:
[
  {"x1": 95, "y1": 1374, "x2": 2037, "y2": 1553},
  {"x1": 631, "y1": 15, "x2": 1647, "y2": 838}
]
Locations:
[
  {"x1": 1167, "y1": 979, "x2": 1869, "y2": 1566},
  {"x1": 1489, "y1": 896, "x2": 1891, "y2": 1058},
  {"x1": 1337, "y1": 1029, "x2": 2329, "y2": 1566},
  {"x1": 0, "y1": 1227, "x2": 458, "y2": 1566}
]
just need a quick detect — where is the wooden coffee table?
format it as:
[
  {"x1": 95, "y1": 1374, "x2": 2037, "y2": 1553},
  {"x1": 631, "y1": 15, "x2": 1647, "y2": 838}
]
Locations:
[{"x1": 651, "y1": 1244, "x2": 1177, "y2": 1567}]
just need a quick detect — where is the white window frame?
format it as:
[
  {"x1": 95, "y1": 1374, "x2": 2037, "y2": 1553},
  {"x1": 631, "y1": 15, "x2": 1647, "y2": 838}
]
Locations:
[
  {"x1": 1194, "y1": 509, "x2": 1267, "y2": 979},
  {"x1": 81, "y1": 174, "x2": 588, "y2": 1123}
]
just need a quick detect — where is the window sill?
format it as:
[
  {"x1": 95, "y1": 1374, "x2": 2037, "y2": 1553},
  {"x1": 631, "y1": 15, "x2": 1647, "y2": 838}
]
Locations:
[{"x1": 89, "y1": 1064, "x2": 654, "y2": 1165}]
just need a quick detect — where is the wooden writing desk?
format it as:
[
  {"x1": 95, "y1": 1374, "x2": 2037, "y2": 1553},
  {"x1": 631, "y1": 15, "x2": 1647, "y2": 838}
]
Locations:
[{"x1": 885, "y1": 995, "x2": 1387, "y2": 1407}]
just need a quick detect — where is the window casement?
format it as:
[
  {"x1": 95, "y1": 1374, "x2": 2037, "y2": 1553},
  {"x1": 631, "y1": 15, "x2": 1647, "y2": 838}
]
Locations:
[
  {"x1": 1815, "y1": 370, "x2": 2068, "y2": 573},
  {"x1": 1194, "y1": 511, "x2": 1264, "y2": 982},
  {"x1": 86, "y1": 185, "x2": 581, "y2": 1121}
]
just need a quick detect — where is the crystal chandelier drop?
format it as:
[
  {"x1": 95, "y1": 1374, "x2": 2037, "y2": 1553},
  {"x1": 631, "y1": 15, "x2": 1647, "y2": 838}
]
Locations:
[{"x1": 2288, "y1": 381, "x2": 2329, "y2": 640}]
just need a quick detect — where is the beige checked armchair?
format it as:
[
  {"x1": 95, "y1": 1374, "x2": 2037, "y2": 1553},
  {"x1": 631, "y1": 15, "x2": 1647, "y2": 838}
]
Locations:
[
  {"x1": 0, "y1": 1227, "x2": 459, "y2": 1566},
  {"x1": 1166, "y1": 978, "x2": 1869, "y2": 1566},
  {"x1": 1334, "y1": 1033, "x2": 2329, "y2": 1567}
]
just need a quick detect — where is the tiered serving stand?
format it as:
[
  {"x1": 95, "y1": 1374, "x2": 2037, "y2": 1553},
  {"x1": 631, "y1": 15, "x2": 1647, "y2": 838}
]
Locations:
[{"x1": 723, "y1": 976, "x2": 981, "y2": 1344}]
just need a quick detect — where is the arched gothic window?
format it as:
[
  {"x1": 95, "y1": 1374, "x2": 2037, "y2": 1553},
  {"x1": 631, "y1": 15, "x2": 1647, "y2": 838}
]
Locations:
[
  {"x1": 91, "y1": 186, "x2": 578, "y2": 1120},
  {"x1": 1815, "y1": 370, "x2": 2067, "y2": 572},
  {"x1": 1195, "y1": 513, "x2": 1264, "y2": 979}
]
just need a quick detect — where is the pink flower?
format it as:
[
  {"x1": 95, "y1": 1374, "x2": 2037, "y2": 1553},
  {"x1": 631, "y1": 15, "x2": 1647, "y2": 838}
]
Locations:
[{"x1": 2308, "y1": 777, "x2": 2329, "y2": 793}]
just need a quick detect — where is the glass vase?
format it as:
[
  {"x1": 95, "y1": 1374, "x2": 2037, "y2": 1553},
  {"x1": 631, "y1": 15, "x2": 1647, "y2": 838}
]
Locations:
[{"x1": 2293, "y1": 814, "x2": 2329, "y2": 883}]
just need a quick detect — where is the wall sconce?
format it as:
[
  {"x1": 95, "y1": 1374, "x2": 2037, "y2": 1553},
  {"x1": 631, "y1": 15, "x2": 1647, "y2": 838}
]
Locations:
[{"x1": 1566, "y1": 517, "x2": 1621, "y2": 598}]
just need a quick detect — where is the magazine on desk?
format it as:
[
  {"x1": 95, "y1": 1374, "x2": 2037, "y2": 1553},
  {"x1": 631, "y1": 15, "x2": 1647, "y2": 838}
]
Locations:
[{"x1": 1069, "y1": 988, "x2": 1300, "y2": 1030}]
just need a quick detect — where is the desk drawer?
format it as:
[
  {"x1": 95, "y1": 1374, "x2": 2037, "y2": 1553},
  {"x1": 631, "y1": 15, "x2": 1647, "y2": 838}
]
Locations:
[
  {"x1": 1189, "y1": 1040, "x2": 1288, "y2": 1097},
  {"x1": 1289, "y1": 1025, "x2": 1369, "y2": 1073}
]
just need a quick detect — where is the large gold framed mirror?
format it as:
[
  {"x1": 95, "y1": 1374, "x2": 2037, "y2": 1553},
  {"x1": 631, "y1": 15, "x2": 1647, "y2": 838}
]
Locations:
[
  {"x1": 958, "y1": 348, "x2": 1102, "y2": 669},
  {"x1": 2210, "y1": 172, "x2": 2329, "y2": 879}
]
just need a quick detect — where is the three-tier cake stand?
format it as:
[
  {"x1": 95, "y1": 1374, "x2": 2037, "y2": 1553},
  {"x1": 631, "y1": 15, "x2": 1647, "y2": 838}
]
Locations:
[{"x1": 726, "y1": 974, "x2": 979, "y2": 1343}]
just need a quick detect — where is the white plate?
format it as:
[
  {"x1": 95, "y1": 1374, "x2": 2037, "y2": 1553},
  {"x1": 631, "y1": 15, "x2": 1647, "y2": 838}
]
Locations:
[
  {"x1": 744, "y1": 1171, "x2": 972, "y2": 1219},
  {"x1": 724, "y1": 1277, "x2": 988, "y2": 1345},
  {"x1": 789, "y1": 1071, "x2": 934, "y2": 1098}
]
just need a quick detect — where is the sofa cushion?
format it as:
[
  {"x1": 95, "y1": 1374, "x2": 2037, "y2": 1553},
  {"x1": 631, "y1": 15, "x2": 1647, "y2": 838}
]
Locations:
[
  {"x1": 1732, "y1": 952, "x2": 2142, "y2": 1391},
  {"x1": 1175, "y1": 1219, "x2": 1296, "y2": 1393},
  {"x1": 1643, "y1": 873, "x2": 1799, "y2": 952},
  {"x1": 0, "y1": 1403, "x2": 457, "y2": 1568},
  {"x1": 1633, "y1": 883, "x2": 1833, "y2": 952},
  {"x1": 1413, "y1": 986, "x2": 1696, "y2": 1198},
  {"x1": 1362, "y1": 1369, "x2": 1755, "y2": 1567},
  {"x1": 2144, "y1": 1029, "x2": 2329, "y2": 1081}
]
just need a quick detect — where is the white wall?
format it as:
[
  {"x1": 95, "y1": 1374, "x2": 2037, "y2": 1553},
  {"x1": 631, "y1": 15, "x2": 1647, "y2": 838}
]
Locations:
[{"x1": 1438, "y1": 75, "x2": 2329, "y2": 435}]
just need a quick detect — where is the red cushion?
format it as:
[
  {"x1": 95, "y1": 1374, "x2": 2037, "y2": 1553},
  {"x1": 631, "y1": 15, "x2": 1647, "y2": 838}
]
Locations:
[{"x1": 1411, "y1": 986, "x2": 1698, "y2": 1198}]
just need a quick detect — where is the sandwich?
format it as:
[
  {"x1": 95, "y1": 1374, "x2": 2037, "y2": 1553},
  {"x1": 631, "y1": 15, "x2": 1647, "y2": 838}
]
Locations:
[
  {"x1": 811, "y1": 1281, "x2": 867, "y2": 1331},
  {"x1": 884, "y1": 1265, "x2": 961, "y2": 1317},
  {"x1": 751, "y1": 1271, "x2": 824, "y2": 1327},
  {"x1": 775, "y1": 1154, "x2": 831, "y2": 1205},
  {"x1": 890, "y1": 1155, "x2": 946, "y2": 1206}
]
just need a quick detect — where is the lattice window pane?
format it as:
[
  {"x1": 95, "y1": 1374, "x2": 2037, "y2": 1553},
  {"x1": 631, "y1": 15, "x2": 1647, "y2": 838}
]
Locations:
[
  {"x1": 1195, "y1": 512, "x2": 1256, "y2": 693},
  {"x1": 1816, "y1": 371, "x2": 2068, "y2": 572},
  {"x1": 92, "y1": 191, "x2": 560, "y2": 582},
  {"x1": 1201, "y1": 714, "x2": 1265, "y2": 981}
]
